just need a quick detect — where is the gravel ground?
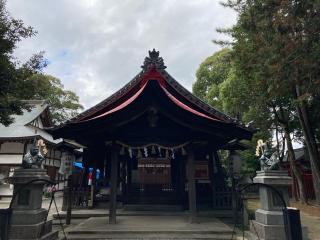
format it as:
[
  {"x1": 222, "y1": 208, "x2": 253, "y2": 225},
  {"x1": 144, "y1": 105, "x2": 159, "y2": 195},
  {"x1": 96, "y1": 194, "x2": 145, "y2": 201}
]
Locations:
[{"x1": 246, "y1": 199, "x2": 320, "y2": 240}]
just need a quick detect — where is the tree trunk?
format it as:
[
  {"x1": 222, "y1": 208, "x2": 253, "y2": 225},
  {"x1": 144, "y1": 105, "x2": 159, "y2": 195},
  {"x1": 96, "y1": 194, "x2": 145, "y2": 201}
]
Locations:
[
  {"x1": 309, "y1": 155, "x2": 320, "y2": 204},
  {"x1": 284, "y1": 127, "x2": 307, "y2": 204},
  {"x1": 295, "y1": 86, "x2": 320, "y2": 204}
]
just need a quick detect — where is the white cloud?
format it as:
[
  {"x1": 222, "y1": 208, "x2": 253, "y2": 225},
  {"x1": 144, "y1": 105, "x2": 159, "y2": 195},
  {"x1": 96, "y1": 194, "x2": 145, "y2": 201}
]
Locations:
[{"x1": 7, "y1": 0, "x2": 237, "y2": 109}]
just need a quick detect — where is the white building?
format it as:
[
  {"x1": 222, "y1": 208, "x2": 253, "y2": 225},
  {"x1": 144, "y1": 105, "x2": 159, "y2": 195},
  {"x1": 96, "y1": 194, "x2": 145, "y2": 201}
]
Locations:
[{"x1": 0, "y1": 100, "x2": 82, "y2": 196}]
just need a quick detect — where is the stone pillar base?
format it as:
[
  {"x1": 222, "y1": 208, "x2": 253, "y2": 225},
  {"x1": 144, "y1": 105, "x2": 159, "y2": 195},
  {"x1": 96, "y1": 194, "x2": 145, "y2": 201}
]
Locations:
[
  {"x1": 9, "y1": 168, "x2": 58, "y2": 240},
  {"x1": 248, "y1": 220, "x2": 286, "y2": 240},
  {"x1": 255, "y1": 209, "x2": 284, "y2": 225},
  {"x1": 247, "y1": 170, "x2": 292, "y2": 240},
  {"x1": 10, "y1": 220, "x2": 58, "y2": 240}
]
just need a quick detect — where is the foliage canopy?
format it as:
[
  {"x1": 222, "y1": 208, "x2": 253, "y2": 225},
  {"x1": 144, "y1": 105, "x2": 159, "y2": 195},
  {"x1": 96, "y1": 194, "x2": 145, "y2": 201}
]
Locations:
[{"x1": 0, "y1": 0, "x2": 82, "y2": 126}]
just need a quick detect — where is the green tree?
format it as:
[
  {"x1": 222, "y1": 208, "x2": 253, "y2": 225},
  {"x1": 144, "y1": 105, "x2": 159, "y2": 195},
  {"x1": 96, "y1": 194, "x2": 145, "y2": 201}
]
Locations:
[
  {"x1": 193, "y1": 49, "x2": 264, "y2": 177},
  {"x1": 193, "y1": 48, "x2": 232, "y2": 110},
  {"x1": 194, "y1": 8, "x2": 310, "y2": 202},
  {"x1": 0, "y1": 1, "x2": 83, "y2": 126},
  {"x1": 0, "y1": 0, "x2": 46, "y2": 126},
  {"x1": 23, "y1": 74, "x2": 83, "y2": 124},
  {"x1": 218, "y1": 0, "x2": 320, "y2": 204}
]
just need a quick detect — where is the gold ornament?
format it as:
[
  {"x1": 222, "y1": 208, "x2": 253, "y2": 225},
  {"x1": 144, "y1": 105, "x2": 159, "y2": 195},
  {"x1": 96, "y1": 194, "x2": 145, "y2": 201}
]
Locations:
[
  {"x1": 256, "y1": 139, "x2": 264, "y2": 156},
  {"x1": 37, "y1": 139, "x2": 48, "y2": 155}
]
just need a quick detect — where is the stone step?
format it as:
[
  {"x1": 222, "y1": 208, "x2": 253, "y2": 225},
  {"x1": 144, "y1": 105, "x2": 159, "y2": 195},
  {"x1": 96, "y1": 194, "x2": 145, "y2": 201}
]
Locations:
[
  {"x1": 53, "y1": 210, "x2": 234, "y2": 219},
  {"x1": 68, "y1": 229, "x2": 233, "y2": 234},
  {"x1": 123, "y1": 204, "x2": 183, "y2": 212},
  {"x1": 40, "y1": 230, "x2": 59, "y2": 240},
  {"x1": 52, "y1": 218, "x2": 84, "y2": 226},
  {"x1": 66, "y1": 232, "x2": 234, "y2": 240},
  {"x1": 64, "y1": 216, "x2": 235, "y2": 240}
]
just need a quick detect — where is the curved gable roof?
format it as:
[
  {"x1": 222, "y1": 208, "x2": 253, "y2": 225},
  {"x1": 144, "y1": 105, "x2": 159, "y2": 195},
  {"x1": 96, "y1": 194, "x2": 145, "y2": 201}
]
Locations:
[
  {"x1": 70, "y1": 49, "x2": 243, "y2": 125},
  {"x1": 51, "y1": 49, "x2": 254, "y2": 141}
]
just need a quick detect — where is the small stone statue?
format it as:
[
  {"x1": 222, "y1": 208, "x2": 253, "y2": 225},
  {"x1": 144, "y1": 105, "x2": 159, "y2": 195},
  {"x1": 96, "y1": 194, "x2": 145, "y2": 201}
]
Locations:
[
  {"x1": 256, "y1": 140, "x2": 280, "y2": 170},
  {"x1": 22, "y1": 144, "x2": 46, "y2": 169}
]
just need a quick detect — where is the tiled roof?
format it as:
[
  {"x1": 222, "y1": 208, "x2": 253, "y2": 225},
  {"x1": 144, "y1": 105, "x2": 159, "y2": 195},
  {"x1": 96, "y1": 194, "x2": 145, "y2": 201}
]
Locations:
[{"x1": 0, "y1": 100, "x2": 61, "y2": 144}]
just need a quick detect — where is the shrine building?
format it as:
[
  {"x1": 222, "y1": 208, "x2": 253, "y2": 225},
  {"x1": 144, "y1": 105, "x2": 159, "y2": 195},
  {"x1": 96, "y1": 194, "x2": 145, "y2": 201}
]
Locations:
[{"x1": 50, "y1": 49, "x2": 253, "y2": 223}]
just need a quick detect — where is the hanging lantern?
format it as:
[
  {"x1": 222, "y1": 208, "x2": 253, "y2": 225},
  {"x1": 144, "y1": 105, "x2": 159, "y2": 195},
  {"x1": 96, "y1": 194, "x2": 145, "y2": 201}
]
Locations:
[
  {"x1": 181, "y1": 147, "x2": 187, "y2": 156},
  {"x1": 137, "y1": 149, "x2": 142, "y2": 158},
  {"x1": 120, "y1": 146, "x2": 125, "y2": 155},
  {"x1": 151, "y1": 145, "x2": 156, "y2": 155}
]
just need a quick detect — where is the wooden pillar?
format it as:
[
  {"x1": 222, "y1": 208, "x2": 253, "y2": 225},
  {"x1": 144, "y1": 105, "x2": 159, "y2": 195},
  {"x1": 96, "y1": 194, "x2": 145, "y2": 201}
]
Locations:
[
  {"x1": 208, "y1": 152, "x2": 215, "y2": 208},
  {"x1": 179, "y1": 156, "x2": 186, "y2": 208},
  {"x1": 187, "y1": 146, "x2": 197, "y2": 223},
  {"x1": 66, "y1": 175, "x2": 72, "y2": 225},
  {"x1": 231, "y1": 177, "x2": 237, "y2": 224},
  {"x1": 127, "y1": 155, "x2": 132, "y2": 200},
  {"x1": 121, "y1": 157, "x2": 127, "y2": 204},
  {"x1": 229, "y1": 151, "x2": 237, "y2": 224},
  {"x1": 109, "y1": 144, "x2": 118, "y2": 224}
]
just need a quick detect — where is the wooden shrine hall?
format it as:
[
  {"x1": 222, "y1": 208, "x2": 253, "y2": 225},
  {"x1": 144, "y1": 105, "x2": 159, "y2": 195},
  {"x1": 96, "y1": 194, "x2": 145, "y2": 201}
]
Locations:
[{"x1": 50, "y1": 49, "x2": 253, "y2": 224}]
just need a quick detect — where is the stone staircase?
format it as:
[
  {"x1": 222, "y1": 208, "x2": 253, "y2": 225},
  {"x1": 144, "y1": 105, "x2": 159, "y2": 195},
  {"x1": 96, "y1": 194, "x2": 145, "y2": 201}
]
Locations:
[
  {"x1": 63, "y1": 215, "x2": 235, "y2": 240},
  {"x1": 123, "y1": 204, "x2": 184, "y2": 212},
  {"x1": 66, "y1": 230, "x2": 234, "y2": 239},
  {"x1": 52, "y1": 209, "x2": 235, "y2": 220}
]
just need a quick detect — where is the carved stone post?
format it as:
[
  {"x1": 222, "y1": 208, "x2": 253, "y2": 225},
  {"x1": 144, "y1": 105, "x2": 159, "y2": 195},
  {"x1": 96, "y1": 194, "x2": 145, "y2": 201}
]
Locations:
[
  {"x1": 247, "y1": 170, "x2": 291, "y2": 240},
  {"x1": 9, "y1": 168, "x2": 58, "y2": 240}
]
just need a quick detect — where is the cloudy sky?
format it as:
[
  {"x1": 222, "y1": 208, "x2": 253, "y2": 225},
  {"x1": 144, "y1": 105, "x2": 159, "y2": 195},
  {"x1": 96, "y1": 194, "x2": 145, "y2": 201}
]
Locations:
[{"x1": 8, "y1": 0, "x2": 237, "y2": 109}]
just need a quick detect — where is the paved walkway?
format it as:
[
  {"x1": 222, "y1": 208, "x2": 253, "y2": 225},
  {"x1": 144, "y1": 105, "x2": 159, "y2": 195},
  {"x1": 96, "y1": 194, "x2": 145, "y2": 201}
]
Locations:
[
  {"x1": 70, "y1": 215, "x2": 232, "y2": 232},
  {"x1": 2, "y1": 193, "x2": 319, "y2": 239},
  {"x1": 0, "y1": 184, "x2": 13, "y2": 197},
  {"x1": 66, "y1": 216, "x2": 237, "y2": 239},
  {"x1": 300, "y1": 212, "x2": 320, "y2": 240}
]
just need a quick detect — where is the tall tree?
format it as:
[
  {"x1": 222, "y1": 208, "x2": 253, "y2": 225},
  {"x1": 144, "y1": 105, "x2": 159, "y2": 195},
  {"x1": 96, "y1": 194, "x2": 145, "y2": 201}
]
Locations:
[
  {"x1": 193, "y1": 49, "x2": 267, "y2": 178},
  {"x1": 219, "y1": 0, "x2": 320, "y2": 204},
  {"x1": 194, "y1": 6, "x2": 309, "y2": 203},
  {"x1": 193, "y1": 48, "x2": 232, "y2": 110},
  {"x1": 23, "y1": 74, "x2": 83, "y2": 124},
  {"x1": 0, "y1": 0, "x2": 46, "y2": 126},
  {"x1": 0, "y1": 1, "x2": 83, "y2": 126}
]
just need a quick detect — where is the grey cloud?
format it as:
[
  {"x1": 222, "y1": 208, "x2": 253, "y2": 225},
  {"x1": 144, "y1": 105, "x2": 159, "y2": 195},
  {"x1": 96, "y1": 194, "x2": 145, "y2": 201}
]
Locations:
[{"x1": 8, "y1": 0, "x2": 236, "y2": 109}]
